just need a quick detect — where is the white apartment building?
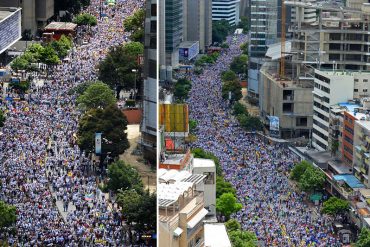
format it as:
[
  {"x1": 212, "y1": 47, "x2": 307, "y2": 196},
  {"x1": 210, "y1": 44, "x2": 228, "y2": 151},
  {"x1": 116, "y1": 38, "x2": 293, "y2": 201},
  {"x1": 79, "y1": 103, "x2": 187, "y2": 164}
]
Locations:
[
  {"x1": 212, "y1": 0, "x2": 240, "y2": 26},
  {"x1": 312, "y1": 70, "x2": 370, "y2": 151}
]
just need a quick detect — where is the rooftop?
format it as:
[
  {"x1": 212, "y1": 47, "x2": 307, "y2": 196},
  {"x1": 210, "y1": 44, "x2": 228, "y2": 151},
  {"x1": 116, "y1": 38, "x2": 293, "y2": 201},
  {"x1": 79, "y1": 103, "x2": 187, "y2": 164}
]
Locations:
[
  {"x1": 333, "y1": 174, "x2": 365, "y2": 189},
  {"x1": 357, "y1": 120, "x2": 370, "y2": 130},
  {"x1": 204, "y1": 224, "x2": 232, "y2": 247},
  {"x1": 0, "y1": 7, "x2": 19, "y2": 22},
  {"x1": 193, "y1": 158, "x2": 216, "y2": 168},
  {"x1": 44, "y1": 22, "x2": 77, "y2": 31}
]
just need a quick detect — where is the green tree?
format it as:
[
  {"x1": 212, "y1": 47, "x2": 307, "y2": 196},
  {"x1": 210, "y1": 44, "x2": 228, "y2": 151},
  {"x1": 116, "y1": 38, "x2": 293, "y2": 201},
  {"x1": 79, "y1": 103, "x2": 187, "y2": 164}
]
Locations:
[
  {"x1": 240, "y1": 42, "x2": 248, "y2": 55},
  {"x1": 213, "y1": 20, "x2": 232, "y2": 44},
  {"x1": 40, "y1": 45, "x2": 60, "y2": 66},
  {"x1": 322, "y1": 196, "x2": 349, "y2": 216},
  {"x1": 73, "y1": 13, "x2": 97, "y2": 26},
  {"x1": 237, "y1": 114, "x2": 263, "y2": 131},
  {"x1": 222, "y1": 80, "x2": 242, "y2": 102},
  {"x1": 68, "y1": 80, "x2": 98, "y2": 95},
  {"x1": 116, "y1": 190, "x2": 156, "y2": 243},
  {"x1": 11, "y1": 56, "x2": 29, "y2": 71},
  {"x1": 0, "y1": 110, "x2": 5, "y2": 127},
  {"x1": 51, "y1": 35, "x2": 72, "y2": 58},
  {"x1": 216, "y1": 193, "x2": 242, "y2": 221},
  {"x1": 216, "y1": 176, "x2": 236, "y2": 198},
  {"x1": 77, "y1": 104, "x2": 129, "y2": 157},
  {"x1": 0, "y1": 201, "x2": 17, "y2": 230},
  {"x1": 221, "y1": 70, "x2": 238, "y2": 82},
  {"x1": 331, "y1": 140, "x2": 339, "y2": 156},
  {"x1": 9, "y1": 81, "x2": 30, "y2": 95},
  {"x1": 98, "y1": 42, "x2": 144, "y2": 98},
  {"x1": 192, "y1": 148, "x2": 222, "y2": 176},
  {"x1": 290, "y1": 160, "x2": 311, "y2": 181},
  {"x1": 233, "y1": 102, "x2": 248, "y2": 116},
  {"x1": 238, "y1": 16, "x2": 249, "y2": 33},
  {"x1": 189, "y1": 119, "x2": 197, "y2": 134},
  {"x1": 229, "y1": 230, "x2": 257, "y2": 247},
  {"x1": 123, "y1": 9, "x2": 145, "y2": 42},
  {"x1": 356, "y1": 228, "x2": 370, "y2": 247},
  {"x1": 173, "y1": 78, "x2": 192, "y2": 102},
  {"x1": 27, "y1": 43, "x2": 45, "y2": 61},
  {"x1": 107, "y1": 160, "x2": 143, "y2": 193},
  {"x1": 225, "y1": 219, "x2": 241, "y2": 232},
  {"x1": 77, "y1": 82, "x2": 116, "y2": 110},
  {"x1": 299, "y1": 165, "x2": 326, "y2": 193},
  {"x1": 230, "y1": 55, "x2": 248, "y2": 75}
]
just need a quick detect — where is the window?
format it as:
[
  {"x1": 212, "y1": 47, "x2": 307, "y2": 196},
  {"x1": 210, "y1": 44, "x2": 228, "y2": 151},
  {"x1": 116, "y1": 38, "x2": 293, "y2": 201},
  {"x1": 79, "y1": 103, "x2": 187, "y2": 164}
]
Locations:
[
  {"x1": 151, "y1": 4, "x2": 157, "y2": 16},
  {"x1": 355, "y1": 79, "x2": 359, "y2": 82},
  {"x1": 364, "y1": 89, "x2": 368, "y2": 92},
  {"x1": 354, "y1": 89, "x2": 358, "y2": 92},
  {"x1": 296, "y1": 117, "x2": 308, "y2": 127},
  {"x1": 364, "y1": 79, "x2": 368, "y2": 82},
  {"x1": 204, "y1": 172, "x2": 214, "y2": 184}
]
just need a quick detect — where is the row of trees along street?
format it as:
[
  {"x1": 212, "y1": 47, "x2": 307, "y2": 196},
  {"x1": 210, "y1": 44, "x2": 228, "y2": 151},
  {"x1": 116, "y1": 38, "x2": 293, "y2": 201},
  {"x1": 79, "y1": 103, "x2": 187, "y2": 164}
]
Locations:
[{"x1": 70, "y1": 6, "x2": 155, "y2": 242}]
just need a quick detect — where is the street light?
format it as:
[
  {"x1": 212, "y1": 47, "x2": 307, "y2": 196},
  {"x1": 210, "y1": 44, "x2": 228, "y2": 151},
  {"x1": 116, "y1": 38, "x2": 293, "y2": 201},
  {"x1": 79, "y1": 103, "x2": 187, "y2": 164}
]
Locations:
[{"x1": 132, "y1": 69, "x2": 138, "y2": 100}]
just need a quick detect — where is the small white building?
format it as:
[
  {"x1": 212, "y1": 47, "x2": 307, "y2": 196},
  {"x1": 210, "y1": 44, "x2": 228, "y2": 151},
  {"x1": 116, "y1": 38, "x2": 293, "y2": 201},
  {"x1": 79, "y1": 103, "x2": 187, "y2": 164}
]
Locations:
[{"x1": 193, "y1": 158, "x2": 216, "y2": 216}]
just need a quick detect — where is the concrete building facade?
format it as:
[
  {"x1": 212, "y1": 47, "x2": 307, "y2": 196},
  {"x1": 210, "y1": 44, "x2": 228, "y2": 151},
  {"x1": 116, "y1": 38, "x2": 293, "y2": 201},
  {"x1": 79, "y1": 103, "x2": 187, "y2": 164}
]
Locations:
[
  {"x1": 353, "y1": 118, "x2": 370, "y2": 187},
  {"x1": 260, "y1": 60, "x2": 313, "y2": 139},
  {"x1": 140, "y1": 0, "x2": 157, "y2": 164},
  {"x1": 183, "y1": 0, "x2": 212, "y2": 53},
  {"x1": 159, "y1": 0, "x2": 183, "y2": 68},
  {"x1": 0, "y1": 0, "x2": 54, "y2": 36}
]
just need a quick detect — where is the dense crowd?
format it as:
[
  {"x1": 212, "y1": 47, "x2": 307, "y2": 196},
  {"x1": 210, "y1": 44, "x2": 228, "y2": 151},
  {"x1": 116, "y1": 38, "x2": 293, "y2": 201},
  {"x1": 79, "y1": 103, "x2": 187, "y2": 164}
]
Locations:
[
  {"x1": 0, "y1": 0, "x2": 143, "y2": 246},
  {"x1": 187, "y1": 35, "x2": 342, "y2": 246}
]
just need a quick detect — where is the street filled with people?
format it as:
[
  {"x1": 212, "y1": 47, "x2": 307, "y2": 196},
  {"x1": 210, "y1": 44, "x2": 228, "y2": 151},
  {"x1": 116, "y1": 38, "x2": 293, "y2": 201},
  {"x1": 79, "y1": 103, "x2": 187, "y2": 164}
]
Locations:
[
  {"x1": 187, "y1": 34, "x2": 342, "y2": 246},
  {"x1": 0, "y1": 0, "x2": 143, "y2": 246}
]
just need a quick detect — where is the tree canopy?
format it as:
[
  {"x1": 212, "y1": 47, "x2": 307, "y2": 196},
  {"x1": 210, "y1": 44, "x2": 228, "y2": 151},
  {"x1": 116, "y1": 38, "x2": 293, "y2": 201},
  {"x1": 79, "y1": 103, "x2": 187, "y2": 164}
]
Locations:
[
  {"x1": 322, "y1": 196, "x2": 349, "y2": 216},
  {"x1": 173, "y1": 78, "x2": 192, "y2": 102},
  {"x1": 216, "y1": 176, "x2": 237, "y2": 199},
  {"x1": 212, "y1": 20, "x2": 232, "y2": 44},
  {"x1": 225, "y1": 219, "x2": 241, "y2": 232},
  {"x1": 233, "y1": 102, "x2": 248, "y2": 116},
  {"x1": 0, "y1": 110, "x2": 5, "y2": 128},
  {"x1": 0, "y1": 201, "x2": 17, "y2": 230},
  {"x1": 98, "y1": 42, "x2": 144, "y2": 97},
  {"x1": 77, "y1": 104, "x2": 129, "y2": 157},
  {"x1": 117, "y1": 190, "x2": 156, "y2": 240},
  {"x1": 356, "y1": 228, "x2": 370, "y2": 247},
  {"x1": 216, "y1": 193, "x2": 242, "y2": 221},
  {"x1": 237, "y1": 114, "x2": 263, "y2": 132},
  {"x1": 290, "y1": 160, "x2": 311, "y2": 181},
  {"x1": 238, "y1": 16, "x2": 249, "y2": 34},
  {"x1": 106, "y1": 160, "x2": 143, "y2": 193},
  {"x1": 222, "y1": 79, "x2": 242, "y2": 103},
  {"x1": 123, "y1": 9, "x2": 145, "y2": 42},
  {"x1": 51, "y1": 35, "x2": 73, "y2": 58},
  {"x1": 77, "y1": 82, "x2": 116, "y2": 110},
  {"x1": 68, "y1": 80, "x2": 98, "y2": 95},
  {"x1": 73, "y1": 13, "x2": 97, "y2": 26},
  {"x1": 230, "y1": 55, "x2": 248, "y2": 76},
  {"x1": 298, "y1": 165, "x2": 326, "y2": 193},
  {"x1": 228, "y1": 230, "x2": 257, "y2": 247}
]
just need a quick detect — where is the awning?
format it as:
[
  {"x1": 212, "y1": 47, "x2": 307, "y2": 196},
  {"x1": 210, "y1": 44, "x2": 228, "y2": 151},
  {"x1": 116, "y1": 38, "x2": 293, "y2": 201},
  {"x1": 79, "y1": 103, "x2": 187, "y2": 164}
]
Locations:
[
  {"x1": 173, "y1": 227, "x2": 183, "y2": 237},
  {"x1": 187, "y1": 208, "x2": 208, "y2": 228},
  {"x1": 333, "y1": 174, "x2": 365, "y2": 189}
]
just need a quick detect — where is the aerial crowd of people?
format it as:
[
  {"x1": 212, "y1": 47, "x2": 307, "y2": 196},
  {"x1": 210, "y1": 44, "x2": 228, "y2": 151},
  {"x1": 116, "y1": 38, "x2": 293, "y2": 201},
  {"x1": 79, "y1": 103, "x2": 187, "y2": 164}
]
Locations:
[
  {"x1": 0, "y1": 0, "x2": 143, "y2": 246},
  {"x1": 187, "y1": 34, "x2": 342, "y2": 246}
]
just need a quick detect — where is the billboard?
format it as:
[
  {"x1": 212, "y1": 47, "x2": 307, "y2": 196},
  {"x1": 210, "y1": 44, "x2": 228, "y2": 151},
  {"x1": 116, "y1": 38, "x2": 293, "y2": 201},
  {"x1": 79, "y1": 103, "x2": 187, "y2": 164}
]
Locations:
[
  {"x1": 0, "y1": 9, "x2": 21, "y2": 54},
  {"x1": 159, "y1": 104, "x2": 189, "y2": 133},
  {"x1": 179, "y1": 41, "x2": 199, "y2": 61},
  {"x1": 269, "y1": 116, "x2": 280, "y2": 137},
  {"x1": 95, "y1": 133, "x2": 102, "y2": 154}
]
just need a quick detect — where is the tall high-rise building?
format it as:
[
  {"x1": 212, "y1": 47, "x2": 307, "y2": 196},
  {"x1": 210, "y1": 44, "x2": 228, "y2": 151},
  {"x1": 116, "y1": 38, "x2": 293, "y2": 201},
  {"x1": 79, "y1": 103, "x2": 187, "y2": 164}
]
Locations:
[
  {"x1": 159, "y1": 0, "x2": 183, "y2": 68},
  {"x1": 249, "y1": 0, "x2": 290, "y2": 104},
  {"x1": 0, "y1": 0, "x2": 54, "y2": 36},
  {"x1": 212, "y1": 0, "x2": 240, "y2": 26},
  {"x1": 183, "y1": 0, "x2": 212, "y2": 53},
  {"x1": 141, "y1": 0, "x2": 157, "y2": 163}
]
